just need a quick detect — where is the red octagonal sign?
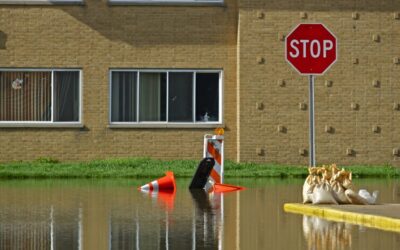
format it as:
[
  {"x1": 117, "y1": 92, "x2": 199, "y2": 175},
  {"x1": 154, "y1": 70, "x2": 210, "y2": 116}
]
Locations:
[{"x1": 286, "y1": 23, "x2": 337, "y2": 75}]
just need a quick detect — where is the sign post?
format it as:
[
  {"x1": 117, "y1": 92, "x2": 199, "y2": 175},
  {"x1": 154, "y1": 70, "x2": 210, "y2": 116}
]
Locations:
[
  {"x1": 309, "y1": 75, "x2": 316, "y2": 167},
  {"x1": 285, "y1": 23, "x2": 337, "y2": 167}
]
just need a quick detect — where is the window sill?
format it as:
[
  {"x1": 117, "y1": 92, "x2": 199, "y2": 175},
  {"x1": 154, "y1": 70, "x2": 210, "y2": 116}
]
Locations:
[
  {"x1": 108, "y1": 0, "x2": 224, "y2": 7},
  {"x1": 0, "y1": 0, "x2": 84, "y2": 5},
  {"x1": 0, "y1": 123, "x2": 84, "y2": 128},
  {"x1": 108, "y1": 123, "x2": 224, "y2": 129}
]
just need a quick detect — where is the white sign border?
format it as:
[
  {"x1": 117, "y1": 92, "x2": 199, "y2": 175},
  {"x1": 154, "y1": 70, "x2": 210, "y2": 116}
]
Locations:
[{"x1": 285, "y1": 23, "x2": 338, "y2": 76}]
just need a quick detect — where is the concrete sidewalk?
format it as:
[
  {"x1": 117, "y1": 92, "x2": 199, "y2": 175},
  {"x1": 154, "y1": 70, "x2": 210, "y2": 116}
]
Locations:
[{"x1": 284, "y1": 203, "x2": 400, "y2": 233}]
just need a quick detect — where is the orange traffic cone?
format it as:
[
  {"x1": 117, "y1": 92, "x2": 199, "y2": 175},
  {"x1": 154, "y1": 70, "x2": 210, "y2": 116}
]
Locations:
[
  {"x1": 139, "y1": 171, "x2": 176, "y2": 191},
  {"x1": 213, "y1": 183, "x2": 245, "y2": 193},
  {"x1": 140, "y1": 189, "x2": 176, "y2": 212},
  {"x1": 157, "y1": 190, "x2": 176, "y2": 211}
]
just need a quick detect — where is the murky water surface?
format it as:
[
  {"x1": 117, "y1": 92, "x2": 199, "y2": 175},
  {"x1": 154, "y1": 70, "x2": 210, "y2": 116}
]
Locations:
[{"x1": 0, "y1": 178, "x2": 399, "y2": 250}]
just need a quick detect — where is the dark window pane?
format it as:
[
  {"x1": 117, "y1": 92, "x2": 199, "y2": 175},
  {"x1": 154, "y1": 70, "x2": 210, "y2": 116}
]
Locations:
[
  {"x1": 0, "y1": 71, "x2": 51, "y2": 121},
  {"x1": 168, "y1": 72, "x2": 193, "y2": 122},
  {"x1": 196, "y1": 73, "x2": 219, "y2": 122},
  {"x1": 54, "y1": 71, "x2": 80, "y2": 122},
  {"x1": 111, "y1": 72, "x2": 137, "y2": 122},
  {"x1": 139, "y1": 73, "x2": 167, "y2": 122}
]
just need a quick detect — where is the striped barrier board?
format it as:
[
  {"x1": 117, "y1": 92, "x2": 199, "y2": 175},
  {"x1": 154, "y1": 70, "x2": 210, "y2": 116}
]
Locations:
[{"x1": 203, "y1": 134, "x2": 224, "y2": 184}]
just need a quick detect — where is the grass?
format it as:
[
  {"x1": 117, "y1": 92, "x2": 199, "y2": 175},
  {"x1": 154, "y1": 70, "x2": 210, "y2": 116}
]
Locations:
[
  {"x1": 0, "y1": 158, "x2": 400, "y2": 179},
  {"x1": 0, "y1": 158, "x2": 399, "y2": 179}
]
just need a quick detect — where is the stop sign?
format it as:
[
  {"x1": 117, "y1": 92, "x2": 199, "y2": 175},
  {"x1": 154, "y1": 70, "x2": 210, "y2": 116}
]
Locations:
[{"x1": 286, "y1": 23, "x2": 337, "y2": 75}]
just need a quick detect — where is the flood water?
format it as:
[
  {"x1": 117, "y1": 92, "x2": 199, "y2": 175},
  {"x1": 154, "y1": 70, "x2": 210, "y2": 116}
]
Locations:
[{"x1": 0, "y1": 178, "x2": 399, "y2": 250}]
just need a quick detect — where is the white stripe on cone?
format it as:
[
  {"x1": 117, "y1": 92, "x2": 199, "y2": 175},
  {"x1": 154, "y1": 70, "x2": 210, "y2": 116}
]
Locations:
[
  {"x1": 151, "y1": 180, "x2": 159, "y2": 191},
  {"x1": 139, "y1": 180, "x2": 159, "y2": 191},
  {"x1": 140, "y1": 184, "x2": 150, "y2": 191}
]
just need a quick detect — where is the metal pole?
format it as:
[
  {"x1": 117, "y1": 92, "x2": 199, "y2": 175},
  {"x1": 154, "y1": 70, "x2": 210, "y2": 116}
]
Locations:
[{"x1": 309, "y1": 75, "x2": 316, "y2": 167}]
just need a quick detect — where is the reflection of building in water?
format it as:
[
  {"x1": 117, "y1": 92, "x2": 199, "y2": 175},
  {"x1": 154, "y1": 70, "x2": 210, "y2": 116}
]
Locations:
[
  {"x1": 109, "y1": 213, "x2": 140, "y2": 249},
  {"x1": 0, "y1": 206, "x2": 83, "y2": 250},
  {"x1": 109, "y1": 190, "x2": 173, "y2": 249},
  {"x1": 303, "y1": 216, "x2": 352, "y2": 250},
  {"x1": 190, "y1": 190, "x2": 223, "y2": 250},
  {"x1": 51, "y1": 206, "x2": 83, "y2": 250},
  {"x1": 109, "y1": 190, "x2": 224, "y2": 250},
  {"x1": 0, "y1": 221, "x2": 51, "y2": 249}
]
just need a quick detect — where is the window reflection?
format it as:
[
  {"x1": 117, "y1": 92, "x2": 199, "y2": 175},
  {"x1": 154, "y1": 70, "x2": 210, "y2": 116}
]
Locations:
[
  {"x1": 0, "y1": 206, "x2": 83, "y2": 250},
  {"x1": 109, "y1": 190, "x2": 224, "y2": 250}
]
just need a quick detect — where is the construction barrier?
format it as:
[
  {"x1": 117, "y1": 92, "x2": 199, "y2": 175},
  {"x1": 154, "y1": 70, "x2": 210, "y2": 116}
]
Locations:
[
  {"x1": 213, "y1": 183, "x2": 245, "y2": 193},
  {"x1": 204, "y1": 134, "x2": 224, "y2": 184}
]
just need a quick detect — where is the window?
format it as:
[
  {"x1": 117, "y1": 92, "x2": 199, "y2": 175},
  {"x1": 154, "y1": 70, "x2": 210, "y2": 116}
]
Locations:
[
  {"x1": 0, "y1": 0, "x2": 83, "y2": 4},
  {"x1": 139, "y1": 72, "x2": 167, "y2": 122},
  {"x1": 0, "y1": 69, "x2": 81, "y2": 125},
  {"x1": 110, "y1": 70, "x2": 222, "y2": 126}
]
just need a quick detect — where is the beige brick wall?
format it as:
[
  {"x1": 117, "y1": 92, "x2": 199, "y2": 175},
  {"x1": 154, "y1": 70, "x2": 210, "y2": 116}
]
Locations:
[
  {"x1": 237, "y1": 0, "x2": 400, "y2": 165},
  {"x1": 2, "y1": 0, "x2": 400, "y2": 166},
  {"x1": 0, "y1": 0, "x2": 238, "y2": 162}
]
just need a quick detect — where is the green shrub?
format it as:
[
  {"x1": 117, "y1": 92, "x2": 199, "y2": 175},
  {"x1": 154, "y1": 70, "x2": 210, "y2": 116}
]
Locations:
[{"x1": 34, "y1": 157, "x2": 60, "y2": 164}]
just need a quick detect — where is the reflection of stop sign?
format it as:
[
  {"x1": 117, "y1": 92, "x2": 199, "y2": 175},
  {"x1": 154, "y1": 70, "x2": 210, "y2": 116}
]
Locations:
[{"x1": 286, "y1": 24, "x2": 337, "y2": 75}]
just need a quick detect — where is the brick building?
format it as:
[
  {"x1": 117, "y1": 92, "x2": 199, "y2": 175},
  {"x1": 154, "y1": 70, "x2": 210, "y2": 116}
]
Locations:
[{"x1": 0, "y1": 0, "x2": 400, "y2": 166}]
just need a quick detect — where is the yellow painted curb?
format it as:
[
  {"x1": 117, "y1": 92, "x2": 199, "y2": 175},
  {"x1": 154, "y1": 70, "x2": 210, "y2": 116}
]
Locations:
[{"x1": 284, "y1": 203, "x2": 400, "y2": 233}]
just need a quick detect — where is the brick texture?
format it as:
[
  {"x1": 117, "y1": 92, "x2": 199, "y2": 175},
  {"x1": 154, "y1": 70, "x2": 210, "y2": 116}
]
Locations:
[
  {"x1": 0, "y1": 0, "x2": 238, "y2": 162},
  {"x1": 238, "y1": 0, "x2": 400, "y2": 165},
  {"x1": 1, "y1": 0, "x2": 400, "y2": 166}
]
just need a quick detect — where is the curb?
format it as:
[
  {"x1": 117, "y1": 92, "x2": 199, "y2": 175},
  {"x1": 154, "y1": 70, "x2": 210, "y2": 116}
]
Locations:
[{"x1": 284, "y1": 203, "x2": 400, "y2": 233}]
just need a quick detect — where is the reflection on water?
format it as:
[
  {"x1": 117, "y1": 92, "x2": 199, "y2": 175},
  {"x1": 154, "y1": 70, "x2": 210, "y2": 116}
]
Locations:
[
  {"x1": 0, "y1": 178, "x2": 399, "y2": 250},
  {"x1": 303, "y1": 216, "x2": 352, "y2": 250},
  {"x1": 109, "y1": 189, "x2": 223, "y2": 250},
  {"x1": 0, "y1": 204, "x2": 82, "y2": 250}
]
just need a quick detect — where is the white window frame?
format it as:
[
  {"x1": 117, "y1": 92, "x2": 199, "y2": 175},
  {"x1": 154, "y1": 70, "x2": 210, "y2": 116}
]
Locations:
[
  {"x1": 108, "y1": 0, "x2": 224, "y2": 6},
  {"x1": 0, "y1": 0, "x2": 83, "y2": 5},
  {"x1": 109, "y1": 69, "x2": 223, "y2": 128},
  {"x1": 0, "y1": 68, "x2": 83, "y2": 128}
]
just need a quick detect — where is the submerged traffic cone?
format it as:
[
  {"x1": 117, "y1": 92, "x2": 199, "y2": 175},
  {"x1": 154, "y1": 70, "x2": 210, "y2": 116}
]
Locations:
[
  {"x1": 139, "y1": 171, "x2": 176, "y2": 191},
  {"x1": 213, "y1": 183, "x2": 245, "y2": 193}
]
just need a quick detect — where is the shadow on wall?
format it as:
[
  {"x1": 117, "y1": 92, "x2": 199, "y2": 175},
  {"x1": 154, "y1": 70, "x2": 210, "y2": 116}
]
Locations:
[
  {"x1": 55, "y1": 0, "x2": 237, "y2": 47},
  {"x1": 239, "y1": 0, "x2": 400, "y2": 11},
  {"x1": 0, "y1": 31, "x2": 7, "y2": 49}
]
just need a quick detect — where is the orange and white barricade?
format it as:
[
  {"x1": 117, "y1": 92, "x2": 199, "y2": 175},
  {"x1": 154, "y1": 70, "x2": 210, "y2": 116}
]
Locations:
[
  {"x1": 204, "y1": 129, "x2": 225, "y2": 249},
  {"x1": 203, "y1": 133, "x2": 224, "y2": 184}
]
